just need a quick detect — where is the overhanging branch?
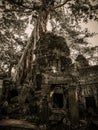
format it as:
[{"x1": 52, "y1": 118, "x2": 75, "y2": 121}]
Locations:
[{"x1": 54, "y1": 0, "x2": 71, "y2": 9}]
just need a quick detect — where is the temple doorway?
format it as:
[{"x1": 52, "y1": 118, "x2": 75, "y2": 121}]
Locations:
[
  {"x1": 85, "y1": 96, "x2": 96, "y2": 109},
  {"x1": 52, "y1": 93, "x2": 64, "y2": 108}
]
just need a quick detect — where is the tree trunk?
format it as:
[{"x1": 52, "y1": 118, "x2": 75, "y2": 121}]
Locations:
[
  {"x1": 13, "y1": 17, "x2": 41, "y2": 84},
  {"x1": 13, "y1": 1, "x2": 50, "y2": 84},
  {"x1": 12, "y1": 30, "x2": 34, "y2": 83},
  {"x1": 38, "y1": 9, "x2": 49, "y2": 33}
]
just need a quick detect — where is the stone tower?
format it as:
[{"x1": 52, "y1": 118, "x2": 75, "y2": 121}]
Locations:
[{"x1": 33, "y1": 33, "x2": 79, "y2": 124}]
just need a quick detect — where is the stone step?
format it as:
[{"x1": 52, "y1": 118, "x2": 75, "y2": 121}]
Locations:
[{"x1": 0, "y1": 119, "x2": 38, "y2": 130}]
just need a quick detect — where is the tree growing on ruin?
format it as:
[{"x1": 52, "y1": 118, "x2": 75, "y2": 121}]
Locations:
[{"x1": 0, "y1": 0, "x2": 98, "y2": 83}]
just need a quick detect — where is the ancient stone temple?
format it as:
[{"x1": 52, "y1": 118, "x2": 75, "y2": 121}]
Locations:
[
  {"x1": 33, "y1": 33, "x2": 98, "y2": 125},
  {"x1": 0, "y1": 33, "x2": 98, "y2": 130},
  {"x1": 33, "y1": 33, "x2": 79, "y2": 124},
  {"x1": 77, "y1": 64, "x2": 98, "y2": 120}
]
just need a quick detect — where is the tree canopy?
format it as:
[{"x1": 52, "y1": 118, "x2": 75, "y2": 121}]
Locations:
[{"x1": 0, "y1": 0, "x2": 98, "y2": 76}]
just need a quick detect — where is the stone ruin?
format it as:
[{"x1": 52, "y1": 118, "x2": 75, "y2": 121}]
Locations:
[
  {"x1": 0, "y1": 33, "x2": 98, "y2": 130},
  {"x1": 33, "y1": 33, "x2": 79, "y2": 124}
]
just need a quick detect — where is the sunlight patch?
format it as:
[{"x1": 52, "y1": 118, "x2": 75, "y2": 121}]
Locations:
[{"x1": 25, "y1": 24, "x2": 34, "y2": 37}]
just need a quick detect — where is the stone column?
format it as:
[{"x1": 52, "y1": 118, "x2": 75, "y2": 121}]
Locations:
[
  {"x1": 68, "y1": 86, "x2": 79, "y2": 125},
  {"x1": 0, "y1": 80, "x2": 3, "y2": 97},
  {"x1": 97, "y1": 87, "x2": 98, "y2": 108}
]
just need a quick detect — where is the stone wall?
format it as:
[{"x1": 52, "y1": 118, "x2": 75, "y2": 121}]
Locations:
[{"x1": 0, "y1": 80, "x2": 3, "y2": 96}]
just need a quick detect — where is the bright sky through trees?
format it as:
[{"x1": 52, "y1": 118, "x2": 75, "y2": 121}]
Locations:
[{"x1": 81, "y1": 21, "x2": 98, "y2": 46}]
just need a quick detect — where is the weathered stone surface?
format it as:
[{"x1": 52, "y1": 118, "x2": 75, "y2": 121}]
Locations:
[
  {"x1": 0, "y1": 80, "x2": 3, "y2": 96},
  {"x1": 0, "y1": 33, "x2": 98, "y2": 129},
  {"x1": 68, "y1": 87, "x2": 79, "y2": 125}
]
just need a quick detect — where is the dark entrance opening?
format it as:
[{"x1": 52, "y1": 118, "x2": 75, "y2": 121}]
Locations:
[
  {"x1": 7, "y1": 89, "x2": 18, "y2": 103},
  {"x1": 85, "y1": 96, "x2": 96, "y2": 109},
  {"x1": 52, "y1": 93, "x2": 64, "y2": 108},
  {"x1": 10, "y1": 89, "x2": 18, "y2": 98},
  {"x1": 36, "y1": 74, "x2": 42, "y2": 90},
  {"x1": 85, "y1": 96, "x2": 97, "y2": 118}
]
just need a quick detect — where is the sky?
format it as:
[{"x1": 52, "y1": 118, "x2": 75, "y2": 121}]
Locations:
[{"x1": 81, "y1": 21, "x2": 98, "y2": 47}]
